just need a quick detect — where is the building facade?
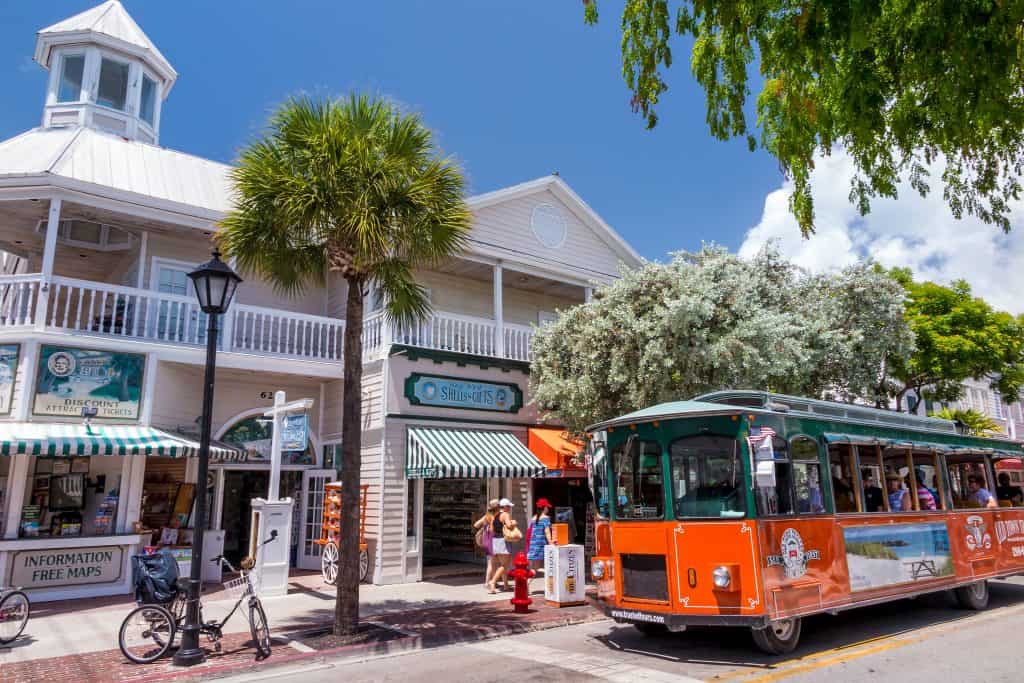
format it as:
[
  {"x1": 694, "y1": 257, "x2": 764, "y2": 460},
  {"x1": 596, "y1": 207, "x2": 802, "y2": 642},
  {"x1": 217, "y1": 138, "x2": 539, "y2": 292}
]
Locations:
[{"x1": 0, "y1": 2, "x2": 642, "y2": 600}]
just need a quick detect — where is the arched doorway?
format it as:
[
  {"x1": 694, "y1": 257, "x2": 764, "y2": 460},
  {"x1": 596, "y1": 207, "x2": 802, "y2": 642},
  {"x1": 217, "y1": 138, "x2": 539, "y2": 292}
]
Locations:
[{"x1": 215, "y1": 413, "x2": 323, "y2": 567}]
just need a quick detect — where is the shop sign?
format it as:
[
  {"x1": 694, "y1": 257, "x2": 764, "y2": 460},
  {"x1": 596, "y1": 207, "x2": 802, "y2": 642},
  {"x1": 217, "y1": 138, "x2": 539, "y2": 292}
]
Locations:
[
  {"x1": 281, "y1": 414, "x2": 308, "y2": 452},
  {"x1": 0, "y1": 344, "x2": 18, "y2": 415},
  {"x1": 406, "y1": 466, "x2": 440, "y2": 479},
  {"x1": 33, "y1": 346, "x2": 145, "y2": 420},
  {"x1": 404, "y1": 373, "x2": 522, "y2": 413},
  {"x1": 10, "y1": 546, "x2": 124, "y2": 588}
]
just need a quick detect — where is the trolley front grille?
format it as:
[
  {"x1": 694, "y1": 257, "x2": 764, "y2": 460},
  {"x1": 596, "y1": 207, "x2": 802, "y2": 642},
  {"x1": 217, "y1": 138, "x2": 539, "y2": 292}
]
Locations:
[{"x1": 620, "y1": 553, "x2": 668, "y2": 602}]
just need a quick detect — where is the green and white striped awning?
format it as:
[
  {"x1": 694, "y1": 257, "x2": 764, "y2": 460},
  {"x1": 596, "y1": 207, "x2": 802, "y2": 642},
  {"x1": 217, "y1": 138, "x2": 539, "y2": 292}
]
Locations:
[
  {"x1": 0, "y1": 423, "x2": 246, "y2": 461},
  {"x1": 406, "y1": 426, "x2": 546, "y2": 479}
]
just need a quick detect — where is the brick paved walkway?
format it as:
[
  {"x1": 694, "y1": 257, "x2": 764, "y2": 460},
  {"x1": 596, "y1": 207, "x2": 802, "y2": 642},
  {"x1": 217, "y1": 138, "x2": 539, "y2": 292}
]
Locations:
[{"x1": 2, "y1": 595, "x2": 603, "y2": 683}]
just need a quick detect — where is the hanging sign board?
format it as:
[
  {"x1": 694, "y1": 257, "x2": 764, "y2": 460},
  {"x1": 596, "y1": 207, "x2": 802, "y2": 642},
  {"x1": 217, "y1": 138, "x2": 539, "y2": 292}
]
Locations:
[
  {"x1": 0, "y1": 344, "x2": 19, "y2": 415},
  {"x1": 281, "y1": 414, "x2": 309, "y2": 452},
  {"x1": 33, "y1": 346, "x2": 145, "y2": 420},
  {"x1": 404, "y1": 373, "x2": 523, "y2": 413}
]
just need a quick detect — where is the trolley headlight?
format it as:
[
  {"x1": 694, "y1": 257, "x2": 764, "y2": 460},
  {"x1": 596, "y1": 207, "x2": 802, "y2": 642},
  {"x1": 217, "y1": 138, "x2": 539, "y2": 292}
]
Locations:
[
  {"x1": 592, "y1": 560, "x2": 606, "y2": 579},
  {"x1": 712, "y1": 565, "x2": 732, "y2": 589}
]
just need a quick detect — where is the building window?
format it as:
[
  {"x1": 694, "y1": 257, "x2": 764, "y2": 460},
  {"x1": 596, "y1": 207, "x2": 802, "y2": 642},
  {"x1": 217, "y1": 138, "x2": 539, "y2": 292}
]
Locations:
[
  {"x1": 97, "y1": 58, "x2": 129, "y2": 111},
  {"x1": 989, "y1": 392, "x2": 1004, "y2": 419},
  {"x1": 139, "y1": 75, "x2": 157, "y2": 125},
  {"x1": 57, "y1": 54, "x2": 85, "y2": 102}
]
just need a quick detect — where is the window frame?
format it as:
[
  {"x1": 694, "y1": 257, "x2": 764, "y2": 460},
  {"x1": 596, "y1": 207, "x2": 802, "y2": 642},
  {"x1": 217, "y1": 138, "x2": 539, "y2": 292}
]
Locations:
[
  {"x1": 96, "y1": 56, "x2": 131, "y2": 112},
  {"x1": 668, "y1": 433, "x2": 746, "y2": 520},
  {"x1": 754, "y1": 433, "x2": 827, "y2": 518},
  {"x1": 946, "y1": 452, "x2": 998, "y2": 510},
  {"x1": 57, "y1": 52, "x2": 86, "y2": 103},
  {"x1": 828, "y1": 443, "x2": 862, "y2": 513},
  {"x1": 139, "y1": 72, "x2": 158, "y2": 126},
  {"x1": 609, "y1": 436, "x2": 665, "y2": 521}
]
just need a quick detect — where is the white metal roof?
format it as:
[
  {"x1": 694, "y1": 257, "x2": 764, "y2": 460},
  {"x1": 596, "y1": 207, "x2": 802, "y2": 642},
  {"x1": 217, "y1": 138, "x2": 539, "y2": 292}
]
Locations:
[
  {"x1": 35, "y1": 0, "x2": 177, "y2": 93},
  {"x1": 0, "y1": 127, "x2": 232, "y2": 218}
]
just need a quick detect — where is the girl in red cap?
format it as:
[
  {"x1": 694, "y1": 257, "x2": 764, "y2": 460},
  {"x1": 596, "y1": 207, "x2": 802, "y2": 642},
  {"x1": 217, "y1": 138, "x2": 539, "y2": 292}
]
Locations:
[{"x1": 526, "y1": 498, "x2": 554, "y2": 593}]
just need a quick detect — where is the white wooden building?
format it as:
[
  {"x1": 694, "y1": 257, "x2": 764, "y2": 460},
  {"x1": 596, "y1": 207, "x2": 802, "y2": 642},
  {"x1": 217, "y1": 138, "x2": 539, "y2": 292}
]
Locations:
[{"x1": 0, "y1": 1, "x2": 642, "y2": 599}]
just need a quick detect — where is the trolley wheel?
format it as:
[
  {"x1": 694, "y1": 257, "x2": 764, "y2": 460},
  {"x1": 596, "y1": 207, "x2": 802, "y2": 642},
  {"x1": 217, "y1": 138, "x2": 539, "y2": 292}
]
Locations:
[
  {"x1": 954, "y1": 580, "x2": 989, "y2": 610},
  {"x1": 751, "y1": 617, "x2": 801, "y2": 655},
  {"x1": 248, "y1": 599, "x2": 272, "y2": 660},
  {"x1": 633, "y1": 622, "x2": 668, "y2": 636},
  {"x1": 359, "y1": 548, "x2": 370, "y2": 583},
  {"x1": 0, "y1": 590, "x2": 30, "y2": 645},
  {"x1": 321, "y1": 541, "x2": 339, "y2": 586}
]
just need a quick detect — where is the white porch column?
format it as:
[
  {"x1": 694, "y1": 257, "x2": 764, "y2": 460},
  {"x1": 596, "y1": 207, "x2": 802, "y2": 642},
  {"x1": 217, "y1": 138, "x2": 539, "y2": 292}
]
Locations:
[
  {"x1": 493, "y1": 261, "x2": 504, "y2": 358},
  {"x1": 221, "y1": 255, "x2": 237, "y2": 351},
  {"x1": 35, "y1": 198, "x2": 61, "y2": 331},
  {"x1": 3, "y1": 455, "x2": 31, "y2": 539},
  {"x1": 135, "y1": 231, "x2": 148, "y2": 289},
  {"x1": 139, "y1": 354, "x2": 157, "y2": 426},
  {"x1": 584, "y1": 286, "x2": 593, "y2": 303},
  {"x1": 13, "y1": 341, "x2": 39, "y2": 421}
]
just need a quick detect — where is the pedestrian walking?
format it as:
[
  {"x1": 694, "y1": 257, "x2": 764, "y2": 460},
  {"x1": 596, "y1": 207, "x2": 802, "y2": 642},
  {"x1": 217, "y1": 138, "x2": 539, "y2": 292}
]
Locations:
[
  {"x1": 526, "y1": 498, "x2": 554, "y2": 594},
  {"x1": 487, "y1": 498, "x2": 519, "y2": 594},
  {"x1": 473, "y1": 499, "x2": 499, "y2": 590}
]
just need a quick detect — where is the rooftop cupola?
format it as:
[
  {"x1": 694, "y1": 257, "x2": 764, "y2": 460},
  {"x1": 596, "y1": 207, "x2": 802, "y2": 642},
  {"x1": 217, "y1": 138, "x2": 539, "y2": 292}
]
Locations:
[{"x1": 34, "y1": 0, "x2": 177, "y2": 144}]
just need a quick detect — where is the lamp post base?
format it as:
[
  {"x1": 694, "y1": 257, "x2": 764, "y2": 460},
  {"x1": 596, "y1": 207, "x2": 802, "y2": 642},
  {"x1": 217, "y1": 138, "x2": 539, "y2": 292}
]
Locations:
[{"x1": 172, "y1": 625, "x2": 207, "y2": 666}]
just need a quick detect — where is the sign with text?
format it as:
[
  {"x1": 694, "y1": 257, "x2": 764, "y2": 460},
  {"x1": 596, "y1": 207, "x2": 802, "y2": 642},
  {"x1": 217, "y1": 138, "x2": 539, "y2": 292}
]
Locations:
[
  {"x1": 404, "y1": 373, "x2": 522, "y2": 413},
  {"x1": 33, "y1": 346, "x2": 145, "y2": 420},
  {"x1": 0, "y1": 344, "x2": 19, "y2": 415},
  {"x1": 10, "y1": 545, "x2": 125, "y2": 588},
  {"x1": 281, "y1": 414, "x2": 309, "y2": 452}
]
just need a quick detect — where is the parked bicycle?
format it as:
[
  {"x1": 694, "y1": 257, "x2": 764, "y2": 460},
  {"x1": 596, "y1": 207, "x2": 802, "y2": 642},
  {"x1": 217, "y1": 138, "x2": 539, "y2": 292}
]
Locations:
[
  {"x1": 118, "y1": 530, "x2": 277, "y2": 664},
  {"x1": 0, "y1": 586, "x2": 30, "y2": 645}
]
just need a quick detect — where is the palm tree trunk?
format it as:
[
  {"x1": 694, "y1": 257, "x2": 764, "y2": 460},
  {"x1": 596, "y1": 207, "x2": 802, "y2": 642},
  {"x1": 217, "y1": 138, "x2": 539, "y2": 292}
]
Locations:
[{"x1": 335, "y1": 276, "x2": 365, "y2": 635}]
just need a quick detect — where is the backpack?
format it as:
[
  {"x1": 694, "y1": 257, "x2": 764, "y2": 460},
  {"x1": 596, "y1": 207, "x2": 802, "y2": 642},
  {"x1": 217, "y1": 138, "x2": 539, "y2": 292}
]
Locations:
[{"x1": 132, "y1": 548, "x2": 180, "y2": 605}]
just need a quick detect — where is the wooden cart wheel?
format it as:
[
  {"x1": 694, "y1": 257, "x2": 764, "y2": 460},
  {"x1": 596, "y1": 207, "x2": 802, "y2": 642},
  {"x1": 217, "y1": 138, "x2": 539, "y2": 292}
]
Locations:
[
  {"x1": 359, "y1": 548, "x2": 369, "y2": 583},
  {"x1": 321, "y1": 541, "x2": 339, "y2": 586}
]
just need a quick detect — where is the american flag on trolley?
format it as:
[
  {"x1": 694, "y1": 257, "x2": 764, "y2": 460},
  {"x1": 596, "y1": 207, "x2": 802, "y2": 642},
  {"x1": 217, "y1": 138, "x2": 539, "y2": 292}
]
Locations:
[{"x1": 750, "y1": 426, "x2": 776, "y2": 440}]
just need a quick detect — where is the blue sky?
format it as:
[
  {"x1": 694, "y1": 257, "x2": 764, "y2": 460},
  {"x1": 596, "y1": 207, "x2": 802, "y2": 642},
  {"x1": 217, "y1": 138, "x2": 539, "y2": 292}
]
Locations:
[{"x1": 0, "y1": 0, "x2": 783, "y2": 262}]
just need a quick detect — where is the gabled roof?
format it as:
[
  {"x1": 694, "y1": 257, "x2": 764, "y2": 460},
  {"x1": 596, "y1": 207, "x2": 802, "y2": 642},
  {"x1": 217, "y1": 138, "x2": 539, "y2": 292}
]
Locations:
[
  {"x1": 36, "y1": 1, "x2": 177, "y2": 94},
  {"x1": 0, "y1": 127, "x2": 231, "y2": 219},
  {"x1": 468, "y1": 174, "x2": 643, "y2": 268}
]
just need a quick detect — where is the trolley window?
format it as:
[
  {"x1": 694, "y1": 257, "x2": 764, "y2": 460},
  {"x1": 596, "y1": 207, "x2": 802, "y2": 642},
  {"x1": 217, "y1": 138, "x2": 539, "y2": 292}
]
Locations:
[
  {"x1": 590, "y1": 442, "x2": 611, "y2": 518},
  {"x1": 669, "y1": 435, "x2": 745, "y2": 518},
  {"x1": 947, "y1": 454, "x2": 998, "y2": 509},
  {"x1": 611, "y1": 439, "x2": 664, "y2": 520},
  {"x1": 756, "y1": 436, "x2": 794, "y2": 516},
  {"x1": 792, "y1": 437, "x2": 826, "y2": 514}
]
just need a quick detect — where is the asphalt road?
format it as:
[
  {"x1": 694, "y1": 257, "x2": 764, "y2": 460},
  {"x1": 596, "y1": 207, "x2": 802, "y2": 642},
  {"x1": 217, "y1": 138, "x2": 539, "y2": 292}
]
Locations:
[{"x1": 225, "y1": 576, "x2": 1024, "y2": 683}]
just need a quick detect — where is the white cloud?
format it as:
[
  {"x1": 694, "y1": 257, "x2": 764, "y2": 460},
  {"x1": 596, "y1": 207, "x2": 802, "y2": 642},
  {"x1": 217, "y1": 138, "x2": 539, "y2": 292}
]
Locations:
[{"x1": 740, "y1": 152, "x2": 1024, "y2": 313}]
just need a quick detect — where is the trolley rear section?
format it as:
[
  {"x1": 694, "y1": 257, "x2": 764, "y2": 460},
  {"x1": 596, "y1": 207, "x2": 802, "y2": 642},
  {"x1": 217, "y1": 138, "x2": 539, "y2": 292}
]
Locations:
[{"x1": 586, "y1": 392, "x2": 1024, "y2": 654}]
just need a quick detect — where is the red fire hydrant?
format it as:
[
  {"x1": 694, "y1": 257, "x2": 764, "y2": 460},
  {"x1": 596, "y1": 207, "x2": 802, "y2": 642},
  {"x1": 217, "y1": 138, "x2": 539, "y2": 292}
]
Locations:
[{"x1": 508, "y1": 551, "x2": 535, "y2": 613}]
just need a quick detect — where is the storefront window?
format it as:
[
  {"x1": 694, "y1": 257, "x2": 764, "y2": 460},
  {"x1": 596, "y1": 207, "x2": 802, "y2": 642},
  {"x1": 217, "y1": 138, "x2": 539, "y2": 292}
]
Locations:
[
  {"x1": 222, "y1": 416, "x2": 314, "y2": 465},
  {"x1": 611, "y1": 438, "x2": 663, "y2": 520},
  {"x1": 19, "y1": 456, "x2": 122, "y2": 538}
]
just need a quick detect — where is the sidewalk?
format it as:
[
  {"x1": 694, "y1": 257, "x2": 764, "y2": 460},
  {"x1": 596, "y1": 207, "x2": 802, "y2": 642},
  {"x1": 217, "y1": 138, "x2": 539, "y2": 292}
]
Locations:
[{"x1": 0, "y1": 570, "x2": 605, "y2": 682}]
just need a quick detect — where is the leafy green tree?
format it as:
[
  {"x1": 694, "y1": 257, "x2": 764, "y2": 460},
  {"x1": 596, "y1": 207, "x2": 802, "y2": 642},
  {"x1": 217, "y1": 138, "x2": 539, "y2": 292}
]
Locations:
[
  {"x1": 889, "y1": 269, "x2": 1024, "y2": 412},
  {"x1": 530, "y1": 245, "x2": 912, "y2": 430},
  {"x1": 582, "y1": 1, "x2": 1024, "y2": 235},
  {"x1": 929, "y1": 407, "x2": 1002, "y2": 437},
  {"x1": 220, "y1": 95, "x2": 471, "y2": 635}
]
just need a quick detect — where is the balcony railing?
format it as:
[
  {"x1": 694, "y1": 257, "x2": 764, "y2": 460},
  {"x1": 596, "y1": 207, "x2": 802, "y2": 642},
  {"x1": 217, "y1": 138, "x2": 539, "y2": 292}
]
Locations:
[
  {"x1": 0, "y1": 275, "x2": 344, "y2": 362},
  {"x1": 0, "y1": 276, "x2": 537, "y2": 364}
]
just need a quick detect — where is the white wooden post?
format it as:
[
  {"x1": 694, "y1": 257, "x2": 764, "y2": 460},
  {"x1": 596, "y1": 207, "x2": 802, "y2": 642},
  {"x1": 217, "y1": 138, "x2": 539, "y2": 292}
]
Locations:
[
  {"x1": 13, "y1": 341, "x2": 39, "y2": 421},
  {"x1": 221, "y1": 255, "x2": 238, "y2": 351},
  {"x1": 493, "y1": 262, "x2": 504, "y2": 358},
  {"x1": 585, "y1": 286, "x2": 593, "y2": 303},
  {"x1": 3, "y1": 456, "x2": 32, "y2": 539},
  {"x1": 36, "y1": 198, "x2": 61, "y2": 331},
  {"x1": 268, "y1": 390, "x2": 285, "y2": 502},
  {"x1": 136, "y1": 231, "x2": 148, "y2": 289}
]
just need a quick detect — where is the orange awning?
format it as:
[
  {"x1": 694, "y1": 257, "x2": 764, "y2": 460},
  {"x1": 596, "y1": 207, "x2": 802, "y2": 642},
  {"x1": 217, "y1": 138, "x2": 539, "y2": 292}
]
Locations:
[{"x1": 528, "y1": 428, "x2": 584, "y2": 471}]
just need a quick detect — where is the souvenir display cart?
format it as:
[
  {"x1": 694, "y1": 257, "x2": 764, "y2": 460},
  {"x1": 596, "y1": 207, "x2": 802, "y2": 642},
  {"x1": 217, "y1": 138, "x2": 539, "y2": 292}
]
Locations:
[{"x1": 316, "y1": 483, "x2": 369, "y2": 584}]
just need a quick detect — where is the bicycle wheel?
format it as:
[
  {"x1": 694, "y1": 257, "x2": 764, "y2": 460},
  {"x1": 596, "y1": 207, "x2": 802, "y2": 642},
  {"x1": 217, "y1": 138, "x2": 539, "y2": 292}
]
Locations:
[
  {"x1": 248, "y1": 599, "x2": 271, "y2": 659},
  {"x1": 119, "y1": 605, "x2": 175, "y2": 664},
  {"x1": 0, "y1": 590, "x2": 30, "y2": 644}
]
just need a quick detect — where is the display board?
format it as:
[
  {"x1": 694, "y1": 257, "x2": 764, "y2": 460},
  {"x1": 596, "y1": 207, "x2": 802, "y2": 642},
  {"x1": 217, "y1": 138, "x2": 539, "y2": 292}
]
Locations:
[{"x1": 33, "y1": 345, "x2": 145, "y2": 420}]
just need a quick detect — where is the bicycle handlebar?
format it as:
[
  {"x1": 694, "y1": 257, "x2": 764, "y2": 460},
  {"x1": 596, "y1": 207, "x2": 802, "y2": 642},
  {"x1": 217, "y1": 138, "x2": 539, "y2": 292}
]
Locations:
[{"x1": 206, "y1": 530, "x2": 277, "y2": 573}]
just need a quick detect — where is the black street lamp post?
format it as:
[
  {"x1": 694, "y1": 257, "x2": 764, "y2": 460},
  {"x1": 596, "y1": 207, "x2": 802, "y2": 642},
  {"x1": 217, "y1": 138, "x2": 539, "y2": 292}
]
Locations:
[{"x1": 173, "y1": 251, "x2": 241, "y2": 667}]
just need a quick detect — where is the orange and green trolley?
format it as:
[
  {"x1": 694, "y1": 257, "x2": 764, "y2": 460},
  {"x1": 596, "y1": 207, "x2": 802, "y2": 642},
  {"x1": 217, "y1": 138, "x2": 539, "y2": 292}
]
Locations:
[
  {"x1": 586, "y1": 390, "x2": 1024, "y2": 654},
  {"x1": 316, "y1": 483, "x2": 370, "y2": 584}
]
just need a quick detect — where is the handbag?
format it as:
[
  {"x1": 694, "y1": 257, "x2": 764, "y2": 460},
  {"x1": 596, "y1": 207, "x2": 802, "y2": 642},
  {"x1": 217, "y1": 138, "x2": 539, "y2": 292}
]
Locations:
[
  {"x1": 474, "y1": 526, "x2": 486, "y2": 548},
  {"x1": 503, "y1": 524, "x2": 523, "y2": 542}
]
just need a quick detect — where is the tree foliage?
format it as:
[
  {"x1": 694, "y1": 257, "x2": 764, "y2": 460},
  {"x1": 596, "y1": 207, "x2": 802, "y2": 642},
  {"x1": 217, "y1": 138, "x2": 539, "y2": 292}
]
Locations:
[
  {"x1": 530, "y1": 245, "x2": 911, "y2": 430},
  {"x1": 929, "y1": 407, "x2": 1002, "y2": 437},
  {"x1": 220, "y1": 95, "x2": 471, "y2": 634},
  {"x1": 888, "y1": 269, "x2": 1024, "y2": 410},
  {"x1": 583, "y1": 1, "x2": 1024, "y2": 235}
]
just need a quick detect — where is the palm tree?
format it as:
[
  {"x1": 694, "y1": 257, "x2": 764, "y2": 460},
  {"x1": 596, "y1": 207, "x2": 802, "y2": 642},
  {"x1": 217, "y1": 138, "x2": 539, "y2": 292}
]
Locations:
[
  {"x1": 929, "y1": 407, "x2": 1002, "y2": 437},
  {"x1": 219, "y1": 95, "x2": 471, "y2": 635}
]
